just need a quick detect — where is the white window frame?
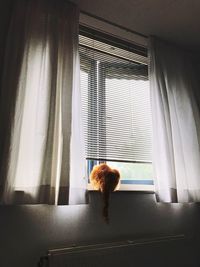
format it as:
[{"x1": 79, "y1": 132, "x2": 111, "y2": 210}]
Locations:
[
  {"x1": 88, "y1": 183, "x2": 155, "y2": 192},
  {"x1": 79, "y1": 18, "x2": 154, "y2": 192}
]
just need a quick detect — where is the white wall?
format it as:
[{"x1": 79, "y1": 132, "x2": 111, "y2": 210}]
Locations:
[{"x1": 0, "y1": 192, "x2": 199, "y2": 267}]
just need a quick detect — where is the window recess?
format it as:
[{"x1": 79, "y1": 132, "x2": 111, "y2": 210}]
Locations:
[{"x1": 79, "y1": 28, "x2": 154, "y2": 190}]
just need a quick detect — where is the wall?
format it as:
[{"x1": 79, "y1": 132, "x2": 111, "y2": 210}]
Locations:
[
  {"x1": 0, "y1": 3, "x2": 200, "y2": 267},
  {"x1": 0, "y1": 191, "x2": 200, "y2": 267},
  {"x1": 0, "y1": 0, "x2": 12, "y2": 85}
]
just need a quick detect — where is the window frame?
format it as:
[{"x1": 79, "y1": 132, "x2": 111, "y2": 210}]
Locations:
[{"x1": 79, "y1": 27, "x2": 154, "y2": 192}]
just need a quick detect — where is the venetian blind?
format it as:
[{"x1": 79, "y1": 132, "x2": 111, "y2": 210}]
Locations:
[{"x1": 79, "y1": 33, "x2": 152, "y2": 163}]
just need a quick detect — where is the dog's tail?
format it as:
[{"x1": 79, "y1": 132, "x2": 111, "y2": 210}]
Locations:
[
  {"x1": 102, "y1": 189, "x2": 110, "y2": 223},
  {"x1": 102, "y1": 170, "x2": 120, "y2": 224}
]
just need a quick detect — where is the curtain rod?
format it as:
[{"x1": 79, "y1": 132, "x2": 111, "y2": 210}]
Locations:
[{"x1": 80, "y1": 10, "x2": 148, "y2": 39}]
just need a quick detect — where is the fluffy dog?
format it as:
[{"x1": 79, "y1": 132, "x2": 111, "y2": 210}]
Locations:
[{"x1": 90, "y1": 163, "x2": 120, "y2": 223}]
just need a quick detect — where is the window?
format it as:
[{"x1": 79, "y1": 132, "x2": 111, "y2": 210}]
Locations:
[{"x1": 79, "y1": 28, "x2": 154, "y2": 190}]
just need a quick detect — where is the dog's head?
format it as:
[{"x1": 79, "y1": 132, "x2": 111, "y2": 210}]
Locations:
[{"x1": 90, "y1": 163, "x2": 120, "y2": 193}]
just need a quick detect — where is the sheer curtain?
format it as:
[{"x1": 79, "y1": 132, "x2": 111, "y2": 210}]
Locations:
[
  {"x1": 0, "y1": 0, "x2": 87, "y2": 205},
  {"x1": 150, "y1": 36, "x2": 200, "y2": 202}
]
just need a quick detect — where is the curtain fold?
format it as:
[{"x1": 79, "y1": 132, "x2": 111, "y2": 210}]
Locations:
[
  {"x1": 0, "y1": 0, "x2": 87, "y2": 205},
  {"x1": 150, "y1": 36, "x2": 200, "y2": 202}
]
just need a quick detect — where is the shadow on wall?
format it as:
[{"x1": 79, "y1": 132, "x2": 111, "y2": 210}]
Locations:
[{"x1": 0, "y1": 191, "x2": 199, "y2": 267}]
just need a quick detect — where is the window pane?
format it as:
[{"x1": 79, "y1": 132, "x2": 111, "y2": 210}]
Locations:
[
  {"x1": 107, "y1": 161, "x2": 154, "y2": 185},
  {"x1": 105, "y1": 75, "x2": 152, "y2": 162},
  {"x1": 79, "y1": 33, "x2": 154, "y2": 186},
  {"x1": 86, "y1": 160, "x2": 154, "y2": 185}
]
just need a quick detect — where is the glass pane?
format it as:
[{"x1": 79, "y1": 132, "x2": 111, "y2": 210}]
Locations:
[
  {"x1": 107, "y1": 161, "x2": 154, "y2": 185},
  {"x1": 87, "y1": 160, "x2": 154, "y2": 185},
  {"x1": 105, "y1": 76, "x2": 152, "y2": 162}
]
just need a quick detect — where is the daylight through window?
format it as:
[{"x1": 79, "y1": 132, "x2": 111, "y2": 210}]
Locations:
[{"x1": 79, "y1": 30, "x2": 153, "y2": 188}]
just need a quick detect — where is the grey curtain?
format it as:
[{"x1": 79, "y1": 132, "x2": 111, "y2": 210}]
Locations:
[
  {"x1": 150, "y1": 37, "x2": 200, "y2": 202},
  {"x1": 0, "y1": 0, "x2": 87, "y2": 205}
]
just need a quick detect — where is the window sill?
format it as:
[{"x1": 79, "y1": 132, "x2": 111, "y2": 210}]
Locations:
[{"x1": 87, "y1": 183, "x2": 155, "y2": 193}]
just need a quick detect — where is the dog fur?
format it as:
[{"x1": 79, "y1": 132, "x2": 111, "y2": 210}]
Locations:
[{"x1": 90, "y1": 163, "x2": 120, "y2": 223}]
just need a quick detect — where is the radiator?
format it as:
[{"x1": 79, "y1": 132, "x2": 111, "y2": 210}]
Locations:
[{"x1": 38, "y1": 234, "x2": 191, "y2": 267}]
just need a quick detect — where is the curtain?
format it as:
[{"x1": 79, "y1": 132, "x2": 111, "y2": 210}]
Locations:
[
  {"x1": 150, "y1": 36, "x2": 200, "y2": 202},
  {"x1": 0, "y1": 0, "x2": 87, "y2": 205}
]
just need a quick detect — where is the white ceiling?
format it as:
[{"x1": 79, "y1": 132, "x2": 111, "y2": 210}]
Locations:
[{"x1": 76, "y1": 0, "x2": 200, "y2": 50}]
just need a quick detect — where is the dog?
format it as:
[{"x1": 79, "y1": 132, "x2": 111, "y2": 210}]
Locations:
[{"x1": 90, "y1": 163, "x2": 120, "y2": 223}]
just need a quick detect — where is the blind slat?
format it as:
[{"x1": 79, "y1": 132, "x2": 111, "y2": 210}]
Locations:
[{"x1": 79, "y1": 34, "x2": 152, "y2": 163}]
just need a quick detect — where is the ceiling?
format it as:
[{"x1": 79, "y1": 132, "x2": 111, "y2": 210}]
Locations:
[{"x1": 75, "y1": 0, "x2": 200, "y2": 51}]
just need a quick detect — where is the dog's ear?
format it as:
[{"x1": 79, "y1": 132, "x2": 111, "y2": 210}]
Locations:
[
  {"x1": 105, "y1": 171, "x2": 120, "y2": 192},
  {"x1": 113, "y1": 169, "x2": 120, "y2": 179}
]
